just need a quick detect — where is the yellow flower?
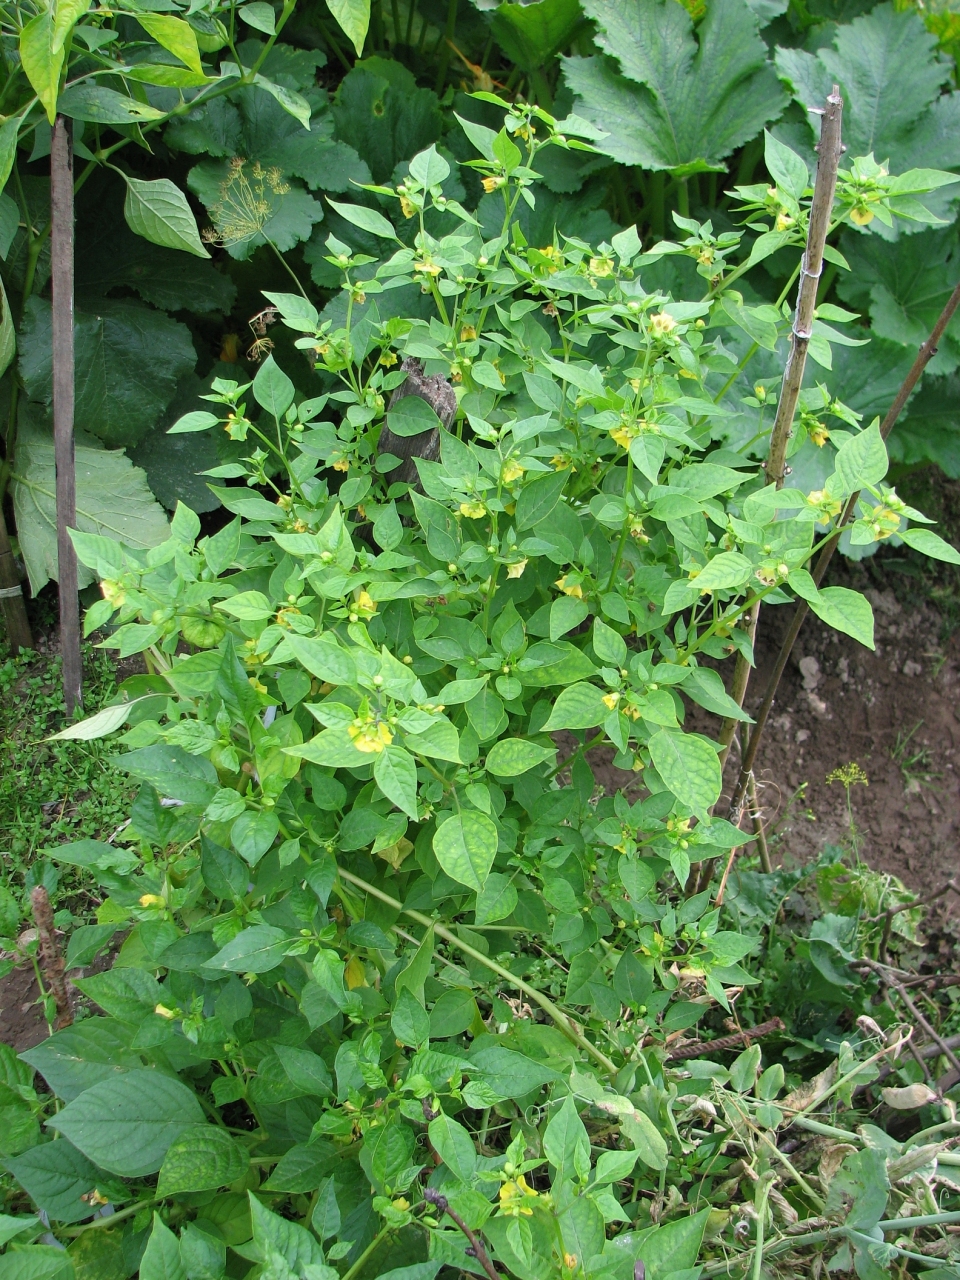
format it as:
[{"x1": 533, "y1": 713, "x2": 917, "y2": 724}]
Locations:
[
  {"x1": 101, "y1": 579, "x2": 126, "y2": 608},
  {"x1": 139, "y1": 894, "x2": 165, "y2": 908},
  {"x1": 348, "y1": 719, "x2": 393, "y2": 754},
  {"x1": 564, "y1": 1256, "x2": 578, "y2": 1271},
  {"x1": 555, "y1": 575, "x2": 583, "y2": 598},
  {"x1": 697, "y1": 247, "x2": 714, "y2": 266},
  {"x1": 499, "y1": 1175, "x2": 539, "y2": 1216},
  {"x1": 610, "y1": 424, "x2": 637, "y2": 450},
  {"x1": 809, "y1": 423, "x2": 831, "y2": 447},
  {"x1": 589, "y1": 256, "x2": 613, "y2": 277},
  {"x1": 154, "y1": 1004, "x2": 177, "y2": 1019},
  {"x1": 460, "y1": 501, "x2": 486, "y2": 519},
  {"x1": 354, "y1": 590, "x2": 377, "y2": 618},
  {"x1": 380, "y1": 350, "x2": 398, "y2": 367},
  {"x1": 482, "y1": 175, "x2": 505, "y2": 193},
  {"x1": 414, "y1": 258, "x2": 442, "y2": 276},
  {"x1": 850, "y1": 204, "x2": 874, "y2": 226},
  {"x1": 550, "y1": 455, "x2": 571, "y2": 470},
  {"x1": 649, "y1": 311, "x2": 677, "y2": 338},
  {"x1": 392, "y1": 1197, "x2": 411, "y2": 1212},
  {"x1": 506, "y1": 559, "x2": 528, "y2": 579},
  {"x1": 502, "y1": 460, "x2": 525, "y2": 483},
  {"x1": 753, "y1": 384, "x2": 767, "y2": 402},
  {"x1": 399, "y1": 195, "x2": 416, "y2": 219},
  {"x1": 459, "y1": 324, "x2": 477, "y2": 342},
  {"x1": 331, "y1": 456, "x2": 350, "y2": 472},
  {"x1": 775, "y1": 210, "x2": 794, "y2": 231},
  {"x1": 344, "y1": 956, "x2": 367, "y2": 989},
  {"x1": 248, "y1": 677, "x2": 267, "y2": 693},
  {"x1": 602, "y1": 692, "x2": 620, "y2": 710}
]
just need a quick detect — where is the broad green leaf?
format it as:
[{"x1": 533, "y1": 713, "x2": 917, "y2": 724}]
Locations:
[
  {"x1": 395, "y1": 923, "x2": 435, "y2": 1003},
  {"x1": 53, "y1": 0, "x2": 91, "y2": 52},
  {"x1": 0, "y1": 1245, "x2": 73, "y2": 1279},
  {"x1": 253, "y1": 355, "x2": 295, "y2": 417},
  {"x1": 157, "y1": 1125, "x2": 248, "y2": 1196},
  {"x1": 432, "y1": 811, "x2": 497, "y2": 891},
  {"x1": 275, "y1": 1044, "x2": 333, "y2": 1096},
  {"x1": 204, "y1": 924, "x2": 290, "y2": 973},
  {"x1": 0, "y1": 1213, "x2": 40, "y2": 1248},
  {"x1": 239, "y1": 1, "x2": 276, "y2": 33},
  {"x1": 490, "y1": 0, "x2": 583, "y2": 72},
  {"x1": 110, "y1": 744, "x2": 218, "y2": 805},
  {"x1": 636, "y1": 1207, "x2": 710, "y2": 1278},
  {"x1": 806, "y1": 586, "x2": 875, "y2": 649},
  {"x1": 468, "y1": 1045, "x2": 558, "y2": 1096},
  {"x1": 45, "y1": 698, "x2": 142, "y2": 741},
  {"x1": 0, "y1": 116, "x2": 20, "y2": 192},
  {"x1": 11, "y1": 416, "x2": 169, "y2": 596},
  {"x1": 121, "y1": 176, "x2": 209, "y2": 258},
  {"x1": 550, "y1": 593, "x2": 589, "y2": 641},
  {"x1": 327, "y1": 0, "x2": 371, "y2": 55},
  {"x1": 6, "y1": 1140, "x2": 100, "y2": 1223},
  {"x1": 72, "y1": 968, "x2": 160, "y2": 1022},
  {"x1": 231, "y1": 810, "x2": 279, "y2": 865},
  {"x1": 19, "y1": 296, "x2": 196, "y2": 448},
  {"x1": 593, "y1": 617, "x2": 627, "y2": 666},
  {"x1": 283, "y1": 633, "x2": 357, "y2": 685},
  {"x1": 56, "y1": 84, "x2": 166, "y2": 124},
  {"x1": 408, "y1": 144, "x2": 450, "y2": 187},
  {"x1": 20, "y1": 13, "x2": 63, "y2": 125},
  {"x1": 484, "y1": 737, "x2": 556, "y2": 777},
  {"x1": 620, "y1": 1107, "x2": 668, "y2": 1170},
  {"x1": 428, "y1": 1114, "x2": 477, "y2": 1184},
  {"x1": 543, "y1": 1095, "x2": 590, "y2": 1185},
  {"x1": 515, "y1": 469, "x2": 568, "y2": 529},
  {"x1": 629, "y1": 432, "x2": 665, "y2": 483},
  {"x1": 137, "y1": 12, "x2": 203, "y2": 74},
  {"x1": 327, "y1": 197, "x2": 396, "y2": 239},
  {"x1": 619, "y1": 854, "x2": 658, "y2": 901},
  {"x1": 900, "y1": 527, "x2": 960, "y2": 563},
  {"x1": 691, "y1": 551, "x2": 754, "y2": 592},
  {"x1": 648, "y1": 728, "x2": 722, "y2": 816},
  {"x1": 179, "y1": 1224, "x2": 226, "y2": 1280},
  {"x1": 168, "y1": 411, "x2": 221, "y2": 434},
  {"x1": 252, "y1": 73, "x2": 311, "y2": 129},
  {"x1": 564, "y1": 0, "x2": 787, "y2": 175},
  {"x1": 613, "y1": 950, "x2": 654, "y2": 1004},
  {"x1": 681, "y1": 667, "x2": 753, "y2": 722},
  {"x1": 764, "y1": 128, "x2": 808, "y2": 201},
  {"x1": 542, "y1": 681, "x2": 606, "y2": 731},
  {"x1": 833, "y1": 421, "x2": 888, "y2": 493},
  {"x1": 475, "y1": 872, "x2": 518, "y2": 925},
  {"x1": 387, "y1": 395, "x2": 441, "y2": 437},
  {"x1": 429, "y1": 989, "x2": 478, "y2": 1039},
  {"x1": 392, "y1": 988, "x2": 430, "y2": 1048},
  {"x1": 47, "y1": 1069, "x2": 204, "y2": 1177},
  {"x1": 249, "y1": 1193, "x2": 325, "y2": 1272},
  {"x1": 311, "y1": 1179, "x2": 340, "y2": 1241},
  {"x1": 374, "y1": 745, "x2": 419, "y2": 819},
  {"x1": 329, "y1": 56, "x2": 442, "y2": 185},
  {"x1": 19, "y1": 1019, "x2": 142, "y2": 1102},
  {"x1": 140, "y1": 1213, "x2": 187, "y2": 1280}
]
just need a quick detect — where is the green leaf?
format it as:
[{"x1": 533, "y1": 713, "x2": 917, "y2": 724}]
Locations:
[
  {"x1": 0, "y1": 1246, "x2": 74, "y2": 1279},
  {"x1": 275, "y1": 1044, "x2": 333, "y2": 1096},
  {"x1": 231, "y1": 810, "x2": 280, "y2": 865},
  {"x1": 253, "y1": 355, "x2": 295, "y2": 418},
  {"x1": 691, "y1": 550, "x2": 754, "y2": 593},
  {"x1": 157, "y1": 1126, "x2": 248, "y2": 1196},
  {"x1": 326, "y1": 197, "x2": 396, "y2": 239},
  {"x1": 764, "y1": 129, "x2": 808, "y2": 201},
  {"x1": 648, "y1": 728, "x2": 722, "y2": 816},
  {"x1": 387, "y1": 395, "x2": 441, "y2": 438},
  {"x1": 239, "y1": 2, "x2": 276, "y2": 34},
  {"x1": 204, "y1": 924, "x2": 290, "y2": 973},
  {"x1": 543, "y1": 1095, "x2": 590, "y2": 1186},
  {"x1": 636, "y1": 1207, "x2": 710, "y2": 1279},
  {"x1": 620, "y1": 1107, "x2": 668, "y2": 1170},
  {"x1": 179, "y1": 1224, "x2": 226, "y2": 1280},
  {"x1": 11, "y1": 416, "x2": 169, "y2": 596},
  {"x1": 19, "y1": 1020, "x2": 142, "y2": 1103},
  {"x1": 47, "y1": 1069, "x2": 204, "y2": 1177},
  {"x1": 53, "y1": 0, "x2": 91, "y2": 52},
  {"x1": 900, "y1": 527, "x2": 960, "y2": 564},
  {"x1": 0, "y1": 1214, "x2": 39, "y2": 1249},
  {"x1": 468, "y1": 1045, "x2": 558, "y2": 1096},
  {"x1": 681, "y1": 667, "x2": 753, "y2": 722},
  {"x1": 485, "y1": 737, "x2": 556, "y2": 777},
  {"x1": 475, "y1": 872, "x2": 518, "y2": 925},
  {"x1": 565, "y1": 0, "x2": 787, "y2": 175},
  {"x1": 327, "y1": 0, "x2": 371, "y2": 55},
  {"x1": 137, "y1": 12, "x2": 203, "y2": 74},
  {"x1": 515, "y1": 469, "x2": 568, "y2": 530},
  {"x1": 6, "y1": 1140, "x2": 100, "y2": 1224},
  {"x1": 806, "y1": 586, "x2": 875, "y2": 650},
  {"x1": 249, "y1": 1193, "x2": 325, "y2": 1272},
  {"x1": 330, "y1": 59, "x2": 442, "y2": 185},
  {"x1": 56, "y1": 84, "x2": 166, "y2": 124},
  {"x1": 833, "y1": 421, "x2": 889, "y2": 492},
  {"x1": 593, "y1": 617, "x2": 627, "y2": 666},
  {"x1": 110, "y1": 744, "x2": 218, "y2": 805},
  {"x1": 395, "y1": 923, "x2": 434, "y2": 1003},
  {"x1": 391, "y1": 987, "x2": 430, "y2": 1048},
  {"x1": 311, "y1": 1179, "x2": 341, "y2": 1241},
  {"x1": 542, "y1": 682, "x2": 606, "y2": 731},
  {"x1": 139, "y1": 1213, "x2": 187, "y2": 1280},
  {"x1": 549, "y1": 594, "x2": 589, "y2": 641},
  {"x1": 20, "y1": 296, "x2": 196, "y2": 448},
  {"x1": 20, "y1": 13, "x2": 63, "y2": 125},
  {"x1": 121, "y1": 176, "x2": 209, "y2": 259},
  {"x1": 889, "y1": 373, "x2": 960, "y2": 476},
  {"x1": 432, "y1": 811, "x2": 497, "y2": 891},
  {"x1": 429, "y1": 989, "x2": 478, "y2": 1039},
  {"x1": 490, "y1": 0, "x2": 584, "y2": 72},
  {"x1": 613, "y1": 950, "x2": 654, "y2": 1005},
  {"x1": 0, "y1": 116, "x2": 21, "y2": 192},
  {"x1": 374, "y1": 745, "x2": 419, "y2": 819},
  {"x1": 429, "y1": 1114, "x2": 477, "y2": 1184},
  {"x1": 72, "y1": 968, "x2": 160, "y2": 1022},
  {"x1": 45, "y1": 699, "x2": 140, "y2": 741},
  {"x1": 168, "y1": 411, "x2": 221, "y2": 435},
  {"x1": 283, "y1": 633, "x2": 357, "y2": 685}
]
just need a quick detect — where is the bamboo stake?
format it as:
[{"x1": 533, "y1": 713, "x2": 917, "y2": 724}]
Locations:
[
  {"x1": 0, "y1": 505, "x2": 31, "y2": 651},
  {"x1": 729, "y1": 274, "x2": 960, "y2": 821},
  {"x1": 30, "y1": 886, "x2": 73, "y2": 1029},
  {"x1": 51, "y1": 115, "x2": 81, "y2": 713}
]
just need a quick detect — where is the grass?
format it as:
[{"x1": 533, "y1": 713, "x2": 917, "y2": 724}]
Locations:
[{"x1": 0, "y1": 622, "x2": 136, "y2": 934}]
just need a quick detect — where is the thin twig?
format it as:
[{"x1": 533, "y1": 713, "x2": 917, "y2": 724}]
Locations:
[
  {"x1": 862, "y1": 958, "x2": 960, "y2": 1077},
  {"x1": 876, "y1": 880, "x2": 960, "y2": 964},
  {"x1": 730, "y1": 274, "x2": 960, "y2": 821},
  {"x1": 423, "y1": 1189, "x2": 502, "y2": 1280},
  {"x1": 666, "y1": 1017, "x2": 785, "y2": 1060},
  {"x1": 30, "y1": 886, "x2": 73, "y2": 1029}
]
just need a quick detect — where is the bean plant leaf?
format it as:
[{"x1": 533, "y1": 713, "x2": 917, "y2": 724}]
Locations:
[
  {"x1": 806, "y1": 586, "x2": 875, "y2": 649},
  {"x1": 564, "y1": 0, "x2": 787, "y2": 175},
  {"x1": 432, "y1": 810, "x2": 497, "y2": 891},
  {"x1": 648, "y1": 728, "x2": 722, "y2": 816},
  {"x1": 327, "y1": 0, "x2": 371, "y2": 55},
  {"x1": 121, "y1": 174, "x2": 209, "y2": 258},
  {"x1": 140, "y1": 1213, "x2": 188, "y2": 1280},
  {"x1": 157, "y1": 1126, "x2": 248, "y2": 1196},
  {"x1": 11, "y1": 414, "x2": 169, "y2": 595},
  {"x1": 47, "y1": 1069, "x2": 204, "y2": 1177},
  {"x1": 19, "y1": 13, "x2": 63, "y2": 124},
  {"x1": 136, "y1": 12, "x2": 204, "y2": 74}
]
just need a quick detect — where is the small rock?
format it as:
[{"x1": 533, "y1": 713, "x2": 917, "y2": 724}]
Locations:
[
  {"x1": 799, "y1": 655, "x2": 821, "y2": 691},
  {"x1": 866, "y1": 587, "x2": 901, "y2": 618},
  {"x1": 837, "y1": 657, "x2": 849, "y2": 683},
  {"x1": 806, "y1": 691, "x2": 830, "y2": 717},
  {"x1": 796, "y1": 729, "x2": 810, "y2": 744},
  {"x1": 903, "y1": 659, "x2": 923, "y2": 677}
]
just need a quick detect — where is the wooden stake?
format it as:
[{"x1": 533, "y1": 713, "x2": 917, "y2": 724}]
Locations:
[
  {"x1": 51, "y1": 115, "x2": 81, "y2": 714},
  {"x1": 30, "y1": 885, "x2": 73, "y2": 1029}
]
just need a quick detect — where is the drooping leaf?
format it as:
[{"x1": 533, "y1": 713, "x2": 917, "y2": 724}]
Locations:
[
  {"x1": 20, "y1": 13, "x2": 63, "y2": 125},
  {"x1": 327, "y1": 0, "x2": 371, "y2": 55},
  {"x1": 564, "y1": 0, "x2": 787, "y2": 175},
  {"x1": 121, "y1": 174, "x2": 209, "y2": 258},
  {"x1": 136, "y1": 12, "x2": 204, "y2": 74}
]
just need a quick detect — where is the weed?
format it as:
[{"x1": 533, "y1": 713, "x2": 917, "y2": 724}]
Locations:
[{"x1": 890, "y1": 721, "x2": 942, "y2": 792}]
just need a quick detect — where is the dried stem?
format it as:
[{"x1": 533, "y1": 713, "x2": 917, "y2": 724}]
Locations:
[
  {"x1": 861, "y1": 958, "x2": 960, "y2": 1077},
  {"x1": 729, "y1": 273, "x2": 960, "y2": 821},
  {"x1": 423, "y1": 1189, "x2": 502, "y2": 1280},
  {"x1": 30, "y1": 886, "x2": 73, "y2": 1029},
  {"x1": 876, "y1": 879, "x2": 960, "y2": 964},
  {"x1": 767, "y1": 87, "x2": 843, "y2": 487}
]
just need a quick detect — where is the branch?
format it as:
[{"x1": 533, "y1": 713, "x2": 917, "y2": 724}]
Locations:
[
  {"x1": 728, "y1": 273, "x2": 960, "y2": 821},
  {"x1": 30, "y1": 886, "x2": 73, "y2": 1029},
  {"x1": 766, "y1": 87, "x2": 843, "y2": 488},
  {"x1": 423, "y1": 1189, "x2": 503, "y2": 1280}
]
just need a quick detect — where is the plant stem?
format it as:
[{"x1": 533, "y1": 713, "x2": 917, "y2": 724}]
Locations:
[
  {"x1": 336, "y1": 865, "x2": 619, "y2": 1077},
  {"x1": 750, "y1": 1174, "x2": 776, "y2": 1280},
  {"x1": 766, "y1": 88, "x2": 843, "y2": 488},
  {"x1": 340, "y1": 1223, "x2": 393, "y2": 1280}
]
